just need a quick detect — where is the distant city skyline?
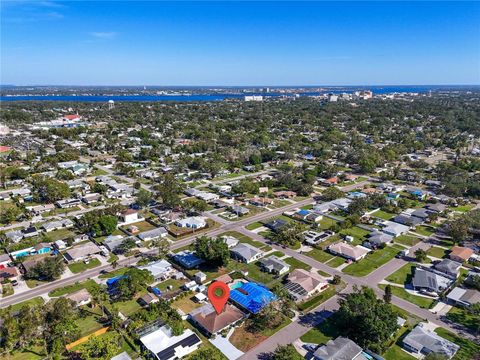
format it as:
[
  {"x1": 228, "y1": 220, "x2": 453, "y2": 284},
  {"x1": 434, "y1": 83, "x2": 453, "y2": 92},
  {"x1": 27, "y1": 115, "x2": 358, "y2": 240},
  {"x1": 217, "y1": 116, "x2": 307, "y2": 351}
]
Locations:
[{"x1": 1, "y1": 1, "x2": 479, "y2": 86}]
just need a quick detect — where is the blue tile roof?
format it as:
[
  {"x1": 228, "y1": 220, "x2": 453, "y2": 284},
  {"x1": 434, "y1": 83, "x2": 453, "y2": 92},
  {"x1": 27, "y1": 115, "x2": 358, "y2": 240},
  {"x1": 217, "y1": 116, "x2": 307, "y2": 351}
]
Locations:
[{"x1": 229, "y1": 282, "x2": 276, "y2": 314}]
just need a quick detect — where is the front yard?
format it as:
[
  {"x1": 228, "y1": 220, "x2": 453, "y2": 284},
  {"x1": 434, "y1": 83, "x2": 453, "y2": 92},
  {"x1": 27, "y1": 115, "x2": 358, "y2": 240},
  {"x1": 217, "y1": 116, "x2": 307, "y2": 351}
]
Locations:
[
  {"x1": 68, "y1": 258, "x2": 102, "y2": 274},
  {"x1": 378, "y1": 284, "x2": 434, "y2": 309},
  {"x1": 385, "y1": 263, "x2": 415, "y2": 285},
  {"x1": 342, "y1": 245, "x2": 403, "y2": 277}
]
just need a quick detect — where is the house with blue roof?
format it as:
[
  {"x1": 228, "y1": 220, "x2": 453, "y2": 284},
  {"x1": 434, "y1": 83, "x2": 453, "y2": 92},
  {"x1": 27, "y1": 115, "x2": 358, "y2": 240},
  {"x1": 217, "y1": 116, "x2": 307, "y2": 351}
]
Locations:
[
  {"x1": 347, "y1": 191, "x2": 367, "y2": 199},
  {"x1": 229, "y1": 282, "x2": 277, "y2": 314},
  {"x1": 410, "y1": 189, "x2": 426, "y2": 200},
  {"x1": 172, "y1": 250, "x2": 204, "y2": 269}
]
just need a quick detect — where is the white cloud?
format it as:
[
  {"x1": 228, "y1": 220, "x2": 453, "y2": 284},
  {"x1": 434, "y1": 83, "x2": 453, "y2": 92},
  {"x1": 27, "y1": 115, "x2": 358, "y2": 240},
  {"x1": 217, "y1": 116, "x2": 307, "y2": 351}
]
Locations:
[{"x1": 89, "y1": 32, "x2": 118, "y2": 40}]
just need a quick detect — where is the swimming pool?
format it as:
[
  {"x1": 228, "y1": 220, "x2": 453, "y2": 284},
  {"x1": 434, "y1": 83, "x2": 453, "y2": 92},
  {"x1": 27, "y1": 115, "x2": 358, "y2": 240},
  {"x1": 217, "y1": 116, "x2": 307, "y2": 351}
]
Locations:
[{"x1": 230, "y1": 281, "x2": 244, "y2": 290}]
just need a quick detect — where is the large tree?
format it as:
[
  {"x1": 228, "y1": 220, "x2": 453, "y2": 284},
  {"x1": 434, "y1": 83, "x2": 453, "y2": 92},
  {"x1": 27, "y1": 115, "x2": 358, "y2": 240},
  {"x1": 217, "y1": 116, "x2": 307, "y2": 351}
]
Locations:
[
  {"x1": 115, "y1": 268, "x2": 154, "y2": 301},
  {"x1": 24, "y1": 255, "x2": 65, "y2": 281},
  {"x1": 270, "y1": 344, "x2": 303, "y2": 360},
  {"x1": 335, "y1": 286, "x2": 397, "y2": 352},
  {"x1": 32, "y1": 177, "x2": 71, "y2": 203},
  {"x1": 155, "y1": 173, "x2": 183, "y2": 208},
  {"x1": 194, "y1": 236, "x2": 230, "y2": 267}
]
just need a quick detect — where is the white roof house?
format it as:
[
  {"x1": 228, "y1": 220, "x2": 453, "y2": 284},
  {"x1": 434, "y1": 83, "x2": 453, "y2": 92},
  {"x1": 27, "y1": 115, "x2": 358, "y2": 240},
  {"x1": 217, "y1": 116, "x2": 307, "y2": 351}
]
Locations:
[
  {"x1": 175, "y1": 216, "x2": 206, "y2": 229},
  {"x1": 381, "y1": 221, "x2": 410, "y2": 237},
  {"x1": 139, "y1": 325, "x2": 201, "y2": 360},
  {"x1": 138, "y1": 260, "x2": 173, "y2": 281}
]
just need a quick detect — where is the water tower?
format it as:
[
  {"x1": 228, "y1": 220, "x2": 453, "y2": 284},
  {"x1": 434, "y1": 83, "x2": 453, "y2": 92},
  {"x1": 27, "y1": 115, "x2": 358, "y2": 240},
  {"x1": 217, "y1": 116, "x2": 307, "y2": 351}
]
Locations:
[{"x1": 108, "y1": 100, "x2": 115, "y2": 110}]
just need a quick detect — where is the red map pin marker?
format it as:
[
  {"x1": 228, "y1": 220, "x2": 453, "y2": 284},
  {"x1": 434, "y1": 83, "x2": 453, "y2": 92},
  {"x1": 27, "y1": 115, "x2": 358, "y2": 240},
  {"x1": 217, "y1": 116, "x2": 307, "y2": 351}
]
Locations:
[{"x1": 208, "y1": 281, "x2": 230, "y2": 314}]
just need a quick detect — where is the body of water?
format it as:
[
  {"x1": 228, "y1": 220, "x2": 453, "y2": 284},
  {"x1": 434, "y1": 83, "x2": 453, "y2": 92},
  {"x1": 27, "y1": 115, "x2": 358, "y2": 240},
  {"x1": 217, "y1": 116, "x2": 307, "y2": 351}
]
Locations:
[{"x1": 0, "y1": 86, "x2": 463, "y2": 102}]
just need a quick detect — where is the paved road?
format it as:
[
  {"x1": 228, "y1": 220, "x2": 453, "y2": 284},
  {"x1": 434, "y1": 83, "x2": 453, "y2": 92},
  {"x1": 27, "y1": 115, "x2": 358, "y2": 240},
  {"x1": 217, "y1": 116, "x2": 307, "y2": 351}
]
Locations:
[{"x1": 238, "y1": 228, "x2": 478, "y2": 358}]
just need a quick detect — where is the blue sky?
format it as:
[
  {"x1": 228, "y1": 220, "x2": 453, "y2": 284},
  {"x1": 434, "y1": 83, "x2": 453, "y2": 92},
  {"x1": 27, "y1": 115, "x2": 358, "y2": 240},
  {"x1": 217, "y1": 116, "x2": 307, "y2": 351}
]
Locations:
[{"x1": 1, "y1": 1, "x2": 479, "y2": 86}]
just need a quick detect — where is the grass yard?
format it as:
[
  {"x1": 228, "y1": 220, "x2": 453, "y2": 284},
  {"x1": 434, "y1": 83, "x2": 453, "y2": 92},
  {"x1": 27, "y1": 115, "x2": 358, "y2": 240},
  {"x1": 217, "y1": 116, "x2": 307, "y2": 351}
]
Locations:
[
  {"x1": 394, "y1": 235, "x2": 421, "y2": 247},
  {"x1": 383, "y1": 344, "x2": 416, "y2": 360},
  {"x1": 434, "y1": 327, "x2": 480, "y2": 360},
  {"x1": 325, "y1": 256, "x2": 346, "y2": 268},
  {"x1": 414, "y1": 225, "x2": 434, "y2": 236},
  {"x1": 45, "y1": 228, "x2": 75, "y2": 241},
  {"x1": 230, "y1": 315, "x2": 291, "y2": 352},
  {"x1": 25, "y1": 279, "x2": 49, "y2": 288},
  {"x1": 76, "y1": 306, "x2": 105, "y2": 337},
  {"x1": 122, "y1": 220, "x2": 156, "y2": 233},
  {"x1": 98, "y1": 267, "x2": 128, "y2": 279},
  {"x1": 4, "y1": 344, "x2": 46, "y2": 360},
  {"x1": 115, "y1": 295, "x2": 144, "y2": 316},
  {"x1": 220, "y1": 231, "x2": 267, "y2": 250},
  {"x1": 379, "y1": 284, "x2": 434, "y2": 309},
  {"x1": 9, "y1": 297, "x2": 45, "y2": 312},
  {"x1": 68, "y1": 258, "x2": 101, "y2": 274},
  {"x1": 318, "y1": 269, "x2": 330, "y2": 277},
  {"x1": 298, "y1": 284, "x2": 340, "y2": 312},
  {"x1": 49, "y1": 279, "x2": 97, "y2": 297},
  {"x1": 427, "y1": 246, "x2": 448, "y2": 259},
  {"x1": 155, "y1": 278, "x2": 186, "y2": 293},
  {"x1": 245, "y1": 221, "x2": 263, "y2": 230},
  {"x1": 446, "y1": 306, "x2": 480, "y2": 332},
  {"x1": 318, "y1": 217, "x2": 337, "y2": 230},
  {"x1": 300, "y1": 313, "x2": 341, "y2": 344},
  {"x1": 284, "y1": 257, "x2": 312, "y2": 271},
  {"x1": 372, "y1": 209, "x2": 396, "y2": 220},
  {"x1": 270, "y1": 251, "x2": 285, "y2": 257},
  {"x1": 385, "y1": 263, "x2": 415, "y2": 285},
  {"x1": 2, "y1": 283, "x2": 14, "y2": 297},
  {"x1": 339, "y1": 226, "x2": 370, "y2": 241},
  {"x1": 171, "y1": 295, "x2": 203, "y2": 314},
  {"x1": 305, "y1": 248, "x2": 335, "y2": 263},
  {"x1": 342, "y1": 245, "x2": 403, "y2": 277},
  {"x1": 450, "y1": 204, "x2": 474, "y2": 213}
]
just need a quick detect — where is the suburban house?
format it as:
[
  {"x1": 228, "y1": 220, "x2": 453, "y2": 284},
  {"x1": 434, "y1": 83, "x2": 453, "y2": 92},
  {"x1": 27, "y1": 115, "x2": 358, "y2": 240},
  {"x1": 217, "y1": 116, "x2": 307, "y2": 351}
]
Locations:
[
  {"x1": 264, "y1": 218, "x2": 289, "y2": 233},
  {"x1": 446, "y1": 287, "x2": 480, "y2": 308},
  {"x1": 328, "y1": 242, "x2": 370, "y2": 261},
  {"x1": 221, "y1": 235, "x2": 239, "y2": 248},
  {"x1": 303, "y1": 230, "x2": 335, "y2": 246},
  {"x1": 258, "y1": 255, "x2": 290, "y2": 275},
  {"x1": 139, "y1": 325, "x2": 201, "y2": 360},
  {"x1": 449, "y1": 246, "x2": 474, "y2": 263},
  {"x1": 55, "y1": 198, "x2": 81, "y2": 209},
  {"x1": 411, "y1": 267, "x2": 454, "y2": 295},
  {"x1": 119, "y1": 209, "x2": 142, "y2": 224},
  {"x1": 367, "y1": 231, "x2": 394, "y2": 247},
  {"x1": 284, "y1": 269, "x2": 329, "y2": 301},
  {"x1": 41, "y1": 219, "x2": 74, "y2": 232},
  {"x1": 313, "y1": 336, "x2": 366, "y2": 360},
  {"x1": 0, "y1": 267, "x2": 18, "y2": 283},
  {"x1": 381, "y1": 221, "x2": 410, "y2": 237},
  {"x1": 248, "y1": 197, "x2": 273, "y2": 207},
  {"x1": 103, "y1": 235, "x2": 126, "y2": 253},
  {"x1": 425, "y1": 203, "x2": 448, "y2": 213},
  {"x1": 138, "y1": 227, "x2": 168, "y2": 241},
  {"x1": 229, "y1": 282, "x2": 277, "y2": 314},
  {"x1": 172, "y1": 250, "x2": 204, "y2": 269},
  {"x1": 138, "y1": 293, "x2": 159, "y2": 307},
  {"x1": 230, "y1": 243, "x2": 263, "y2": 263},
  {"x1": 64, "y1": 242, "x2": 102, "y2": 262},
  {"x1": 174, "y1": 216, "x2": 207, "y2": 229},
  {"x1": 10, "y1": 243, "x2": 51, "y2": 260},
  {"x1": 229, "y1": 205, "x2": 250, "y2": 216},
  {"x1": 0, "y1": 254, "x2": 11, "y2": 268},
  {"x1": 66, "y1": 288, "x2": 92, "y2": 307},
  {"x1": 190, "y1": 303, "x2": 245, "y2": 337},
  {"x1": 434, "y1": 259, "x2": 462, "y2": 279},
  {"x1": 273, "y1": 190, "x2": 296, "y2": 199},
  {"x1": 25, "y1": 204, "x2": 55, "y2": 215},
  {"x1": 402, "y1": 323, "x2": 459, "y2": 359},
  {"x1": 138, "y1": 260, "x2": 174, "y2": 282}
]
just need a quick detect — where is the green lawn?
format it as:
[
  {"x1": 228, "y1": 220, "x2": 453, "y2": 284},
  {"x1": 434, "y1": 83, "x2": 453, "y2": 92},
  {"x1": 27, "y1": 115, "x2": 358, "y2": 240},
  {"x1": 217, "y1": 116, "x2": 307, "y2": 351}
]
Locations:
[
  {"x1": 76, "y1": 307, "x2": 105, "y2": 337},
  {"x1": 394, "y1": 235, "x2": 421, "y2": 247},
  {"x1": 372, "y1": 209, "x2": 396, "y2": 220},
  {"x1": 245, "y1": 222, "x2": 263, "y2": 230},
  {"x1": 339, "y1": 226, "x2": 370, "y2": 241},
  {"x1": 298, "y1": 284, "x2": 340, "y2": 312},
  {"x1": 383, "y1": 344, "x2": 416, "y2": 360},
  {"x1": 379, "y1": 284, "x2": 434, "y2": 309},
  {"x1": 300, "y1": 313, "x2": 341, "y2": 344},
  {"x1": 446, "y1": 306, "x2": 480, "y2": 332},
  {"x1": 318, "y1": 218, "x2": 337, "y2": 230},
  {"x1": 385, "y1": 263, "x2": 415, "y2": 285},
  {"x1": 427, "y1": 246, "x2": 448, "y2": 259},
  {"x1": 306, "y1": 248, "x2": 335, "y2": 263},
  {"x1": 284, "y1": 257, "x2": 312, "y2": 271},
  {"x1": 4, "y1": 344, "x2": 46, "y2": 360},
  {"x1": 45, "y1": 228, "x2": 75, "y2": 241},
  {"x1": 318, "y1": 269, "x2": 330, "y2": 277},
  {"x1": 9, "y1": 297, "x2": 45, "y2": 312},
  {"x1": 434, "y1": 327, "x2": 480, "y2": 360},
  {"x1": 414, "y1": 225, "x2": 434, "y2": 236},
  {"x1": 450, "y1": 204, "x2": 474, "y2": 213},
  {"x1": 270, "y1": 251, "x2": 285, "y2": 257},
  {"x1": 49, "y1": 279, "x2": 97, "y2": 297},
  {"x1": 68, "y1": 258, "x2": 102, "y2": 274},
  {"x1": 115, "y1": 295, "x2": 144, "y2": 316},
  {"x1": 342, "y1": 245, "x2": 403, "y2": 277},
  {"x1": 98, "y1": 267, "x2": 128, "y2": 279},
  {"x1": 219, "y1": 231, "x2": 267, "y2": 249},
  {"x1": 325, "y1": 256, "x2": 346, "y2": 268}
]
